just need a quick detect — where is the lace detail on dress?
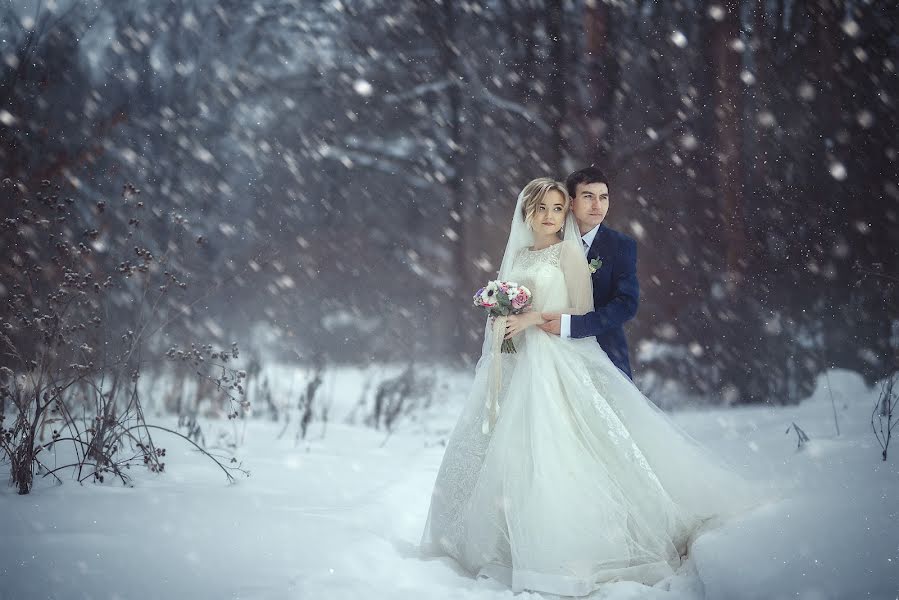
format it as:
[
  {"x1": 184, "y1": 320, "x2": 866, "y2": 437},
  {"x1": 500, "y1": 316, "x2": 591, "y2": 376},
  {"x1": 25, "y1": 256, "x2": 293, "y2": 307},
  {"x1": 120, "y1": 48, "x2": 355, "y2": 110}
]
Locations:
[
  {"x1": 505, "y1": 243, "x2": 568, "y2": 314},
  {"x1": 513, "y1": 242, "x2": 564, "y2": 271},
  {"x1": 576, "y1": 365, "x2": 669, "y2": 495}
]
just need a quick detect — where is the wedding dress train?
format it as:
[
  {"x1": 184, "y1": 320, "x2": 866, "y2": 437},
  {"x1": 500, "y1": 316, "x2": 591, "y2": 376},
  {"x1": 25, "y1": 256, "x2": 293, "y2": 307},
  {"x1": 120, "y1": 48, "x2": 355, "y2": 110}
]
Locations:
[{"x1": 420, "y1": 239, "x2": 763, "y2": 596}]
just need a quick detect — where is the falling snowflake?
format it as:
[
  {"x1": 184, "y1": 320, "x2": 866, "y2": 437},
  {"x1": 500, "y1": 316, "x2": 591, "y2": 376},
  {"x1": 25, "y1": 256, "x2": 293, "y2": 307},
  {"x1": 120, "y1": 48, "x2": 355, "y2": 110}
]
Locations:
[
  {"x1": 729, "y1": 38, "x2": 745, "y2": 52},
  {"x1": 829, "y1": 162, "x2": 847, "y2": 181},
  {"x1": 0, "y1": 110, "x2": 17, "y2": 126},
  {"x1": 629, "y1": 220, "x2": 645, "y2": 240},
  {"x1": 680, "y1": 134, "x2": 698, "y2": 151},
  {"x1": 757, "y1": 112, "x2": 776, "y2": 128},
  {"x1": 670, "y1": 31, "x2": 687, "y2": 48},
  {"x1": 856, "y1": 110, "x2": 874, "y2": 128},
  {"x1": 353, "y1": 79, "x2": 373, "y2": 97},
  {"x1": 798, "y1": 81, "x2": 816, "y2": 101},
  {"x1": 841, "y1": 20, "x2": 860, "y2": 38}
]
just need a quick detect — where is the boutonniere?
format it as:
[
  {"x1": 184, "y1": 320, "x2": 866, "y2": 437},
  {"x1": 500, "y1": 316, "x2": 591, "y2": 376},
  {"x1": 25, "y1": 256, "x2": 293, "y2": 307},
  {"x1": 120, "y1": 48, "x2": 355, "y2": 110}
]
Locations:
[{"x1": 588, "y1": 258, "x2": 603, "y2": 274}]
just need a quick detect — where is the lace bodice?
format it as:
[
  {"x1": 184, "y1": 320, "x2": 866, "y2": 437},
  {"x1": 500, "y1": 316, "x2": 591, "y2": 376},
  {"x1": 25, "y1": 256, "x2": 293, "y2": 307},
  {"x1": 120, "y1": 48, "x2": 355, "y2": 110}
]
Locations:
[{"x1": 507, "y1": 240, "x2": 593, "y2": 315}]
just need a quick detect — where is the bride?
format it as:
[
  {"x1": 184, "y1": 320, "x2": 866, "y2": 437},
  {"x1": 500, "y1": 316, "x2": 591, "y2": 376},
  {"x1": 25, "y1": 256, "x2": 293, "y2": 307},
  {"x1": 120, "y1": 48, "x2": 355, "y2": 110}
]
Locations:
[{"x1": 420, "y1": 177, "x2": 764, "y2": 596}]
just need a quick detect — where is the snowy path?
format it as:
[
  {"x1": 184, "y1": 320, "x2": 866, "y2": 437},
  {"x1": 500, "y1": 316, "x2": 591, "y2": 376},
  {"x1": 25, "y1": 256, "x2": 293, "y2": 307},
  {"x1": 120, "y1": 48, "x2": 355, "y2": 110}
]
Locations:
[{"x1": 1, "y1": 370, "x2": 897, "y2": 599}]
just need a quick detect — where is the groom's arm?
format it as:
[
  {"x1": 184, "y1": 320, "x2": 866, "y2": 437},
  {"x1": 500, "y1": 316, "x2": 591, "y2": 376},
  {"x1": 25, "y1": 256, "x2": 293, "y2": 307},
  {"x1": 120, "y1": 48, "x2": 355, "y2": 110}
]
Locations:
[{"x1": 568, "y1": 237, "x2": 639, "y2": 338}]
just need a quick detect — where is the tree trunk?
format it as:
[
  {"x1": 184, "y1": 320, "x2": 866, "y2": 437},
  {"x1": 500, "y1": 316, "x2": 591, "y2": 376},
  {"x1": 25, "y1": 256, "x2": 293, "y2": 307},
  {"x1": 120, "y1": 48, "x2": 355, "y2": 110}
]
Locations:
[
  {"x1": 544, "y1": 0, "x2": 567, "y2": 174},
  {"x1": 807, "y1": 1, "x2": 845, "y2": 368},
  {"x1": 415, "y1": 1, "x2": 472, "y2": 358},
  {"x1": 710, "y1": 1, "x2": 746, "y2": 293},
  {"x1": 582, "y1": 0, "x2": 616, "y2": 167}
]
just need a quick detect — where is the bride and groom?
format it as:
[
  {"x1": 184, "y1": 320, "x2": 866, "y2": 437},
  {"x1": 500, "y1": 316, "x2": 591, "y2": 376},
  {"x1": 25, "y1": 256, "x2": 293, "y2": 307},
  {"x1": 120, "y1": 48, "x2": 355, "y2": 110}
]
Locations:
[
  {"x1": 526, "y1": 166, "x2": 638, "y2": 380},
  {"x1": 420, "y1": 167, "x2": 762, "y2": 596}
]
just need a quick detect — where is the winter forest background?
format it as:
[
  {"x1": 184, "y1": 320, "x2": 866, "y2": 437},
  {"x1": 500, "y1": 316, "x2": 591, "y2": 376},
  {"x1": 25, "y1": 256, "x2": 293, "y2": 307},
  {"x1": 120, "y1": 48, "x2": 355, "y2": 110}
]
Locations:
[
  {"x1": 1, "y1": 1, "x2": 898, "y2": 598},
  {"x1": 3, "y1": 0, "x2": 897, "y2": 405},
  {"x1": 0, "y1": 0, "x2": 897, "y2": 462}
]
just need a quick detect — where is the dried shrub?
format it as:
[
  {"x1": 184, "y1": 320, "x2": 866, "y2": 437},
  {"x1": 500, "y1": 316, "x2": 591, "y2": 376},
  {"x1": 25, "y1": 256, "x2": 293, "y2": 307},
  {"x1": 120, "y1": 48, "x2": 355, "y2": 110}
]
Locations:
[
  {"x1": 368, "y1": 363, "x2": 435, "y2": 432},
  {"x1": 0, "y1": 180, "x2": 248, "y2": 493},
  {"x1": 873, "y1": 374, "x2": 897, "y2": 461}
]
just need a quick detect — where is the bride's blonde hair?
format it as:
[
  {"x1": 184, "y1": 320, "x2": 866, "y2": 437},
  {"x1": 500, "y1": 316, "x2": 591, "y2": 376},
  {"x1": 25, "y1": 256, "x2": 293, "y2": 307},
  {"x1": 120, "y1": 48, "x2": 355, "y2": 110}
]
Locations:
[{"x1": 519, "y1": 177, "x2": 570, "y2": 226}]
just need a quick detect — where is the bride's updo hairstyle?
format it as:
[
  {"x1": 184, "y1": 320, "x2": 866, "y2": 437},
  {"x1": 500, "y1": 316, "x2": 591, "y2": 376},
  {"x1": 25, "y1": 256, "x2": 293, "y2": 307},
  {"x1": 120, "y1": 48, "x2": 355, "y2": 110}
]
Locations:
[{"x1": 519, "y1": 177, "x2": 570, "y2": 228}]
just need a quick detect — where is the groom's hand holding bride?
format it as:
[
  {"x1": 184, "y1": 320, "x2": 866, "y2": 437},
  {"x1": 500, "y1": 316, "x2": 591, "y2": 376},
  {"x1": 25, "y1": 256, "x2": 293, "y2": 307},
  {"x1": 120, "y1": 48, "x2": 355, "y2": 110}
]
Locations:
[
  {"x1": 537, "y1": 313, "x2": 562, "y2": 336},
  {"x1": 504, "y1": 311, "x2": 546, "y2": 340}
]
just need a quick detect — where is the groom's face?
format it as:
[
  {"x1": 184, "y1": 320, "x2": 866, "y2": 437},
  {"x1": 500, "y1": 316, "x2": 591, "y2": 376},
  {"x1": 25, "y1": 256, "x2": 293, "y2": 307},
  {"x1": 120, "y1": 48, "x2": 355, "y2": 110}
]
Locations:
[{"x1": 570, "y1": 182, "x2": 609, "y2": 231}]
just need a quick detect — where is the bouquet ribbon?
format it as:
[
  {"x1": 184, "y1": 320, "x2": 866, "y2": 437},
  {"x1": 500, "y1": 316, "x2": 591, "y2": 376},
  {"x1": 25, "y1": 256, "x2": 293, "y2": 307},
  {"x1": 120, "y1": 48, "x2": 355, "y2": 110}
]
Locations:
[{"x1": 483, "y1": 315, "x2": 507, "y2": 434}]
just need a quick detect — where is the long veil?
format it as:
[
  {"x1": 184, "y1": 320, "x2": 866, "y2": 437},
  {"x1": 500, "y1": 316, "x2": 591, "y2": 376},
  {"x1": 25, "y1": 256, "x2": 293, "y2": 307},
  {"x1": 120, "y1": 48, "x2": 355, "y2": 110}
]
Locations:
[{"x1": 481, "y1": 186, "x2": 581, "y2": 356}]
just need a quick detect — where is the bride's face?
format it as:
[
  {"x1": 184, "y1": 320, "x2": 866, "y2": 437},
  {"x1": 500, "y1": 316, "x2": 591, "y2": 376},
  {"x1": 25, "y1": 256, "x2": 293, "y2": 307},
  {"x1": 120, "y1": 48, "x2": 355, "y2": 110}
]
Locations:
[{"x1": 530, "y1": 189, "x2": 567, "y2": 236}]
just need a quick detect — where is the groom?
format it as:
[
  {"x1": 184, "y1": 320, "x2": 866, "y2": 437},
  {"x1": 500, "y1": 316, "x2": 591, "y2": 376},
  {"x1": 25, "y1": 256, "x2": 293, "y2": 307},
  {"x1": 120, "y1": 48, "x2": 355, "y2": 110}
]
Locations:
[{"x1": 538, "y1": 166, "x2": 639, "y2": 379}]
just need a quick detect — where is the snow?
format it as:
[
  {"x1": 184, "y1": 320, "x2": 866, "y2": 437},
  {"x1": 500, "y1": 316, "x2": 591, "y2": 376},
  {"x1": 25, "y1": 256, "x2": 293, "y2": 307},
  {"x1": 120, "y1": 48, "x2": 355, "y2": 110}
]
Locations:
[
  {"x1": 1, "y1": 368, "x2": 897, "y2": 599},
  {"x1": 707, "y1": 6, "x2": 726, "y2": 22},
  {"x1": 670, "y1": 32, "x2": 688, "y2": 49},
  {"x1": 829, "y1": 162, "x2": 848, "y2": 181},
  {"x1": 842, "y1": 20, "x2": 861, "y2": 39},
  {"x1": 0, "y1": 109, "x2": 17, "y2": 126},
  {"x1": 353, "y1": 79, "x2": 374, "y2": 97}
]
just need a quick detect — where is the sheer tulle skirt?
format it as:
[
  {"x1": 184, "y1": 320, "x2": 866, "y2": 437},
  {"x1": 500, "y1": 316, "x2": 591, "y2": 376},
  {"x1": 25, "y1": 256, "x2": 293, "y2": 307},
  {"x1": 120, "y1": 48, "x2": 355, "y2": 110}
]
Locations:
[{"x1": 421, "y1": 328, "x2": 764, "y2": 596}]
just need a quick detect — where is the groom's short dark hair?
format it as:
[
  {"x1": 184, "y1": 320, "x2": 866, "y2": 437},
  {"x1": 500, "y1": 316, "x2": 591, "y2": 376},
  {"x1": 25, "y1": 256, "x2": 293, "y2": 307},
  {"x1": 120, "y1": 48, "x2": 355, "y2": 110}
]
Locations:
[{"x1": 566, "y1": 166, "x2": 610, "y2": 198}]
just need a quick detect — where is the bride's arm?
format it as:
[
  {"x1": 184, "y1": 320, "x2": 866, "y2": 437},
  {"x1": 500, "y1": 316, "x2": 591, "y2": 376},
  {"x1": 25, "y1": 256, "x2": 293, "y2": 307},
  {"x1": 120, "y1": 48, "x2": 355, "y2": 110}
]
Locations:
[{"x1": 559, "y1": 239, "x2": 594, "y2": 315}]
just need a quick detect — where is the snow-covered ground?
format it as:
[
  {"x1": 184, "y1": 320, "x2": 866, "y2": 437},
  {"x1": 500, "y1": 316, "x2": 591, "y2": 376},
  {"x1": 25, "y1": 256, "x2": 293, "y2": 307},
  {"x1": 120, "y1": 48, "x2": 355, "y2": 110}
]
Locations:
[{"x1": 1, "y1": 368, "x2": 897, "y2": 599}]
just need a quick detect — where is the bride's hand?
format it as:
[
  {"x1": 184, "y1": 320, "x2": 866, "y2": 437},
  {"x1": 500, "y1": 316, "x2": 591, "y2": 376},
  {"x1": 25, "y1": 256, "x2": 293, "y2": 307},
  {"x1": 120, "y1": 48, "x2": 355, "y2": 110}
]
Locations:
[{"x1": 504, "y1": 312, "x2": 545, "y2": 339}]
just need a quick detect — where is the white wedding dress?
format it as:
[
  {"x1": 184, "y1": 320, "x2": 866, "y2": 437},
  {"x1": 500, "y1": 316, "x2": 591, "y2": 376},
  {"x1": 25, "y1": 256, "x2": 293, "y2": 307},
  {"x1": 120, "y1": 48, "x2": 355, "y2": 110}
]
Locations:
[{"x1": 420, "y1": 199, "x2": 764, "y2": 597}]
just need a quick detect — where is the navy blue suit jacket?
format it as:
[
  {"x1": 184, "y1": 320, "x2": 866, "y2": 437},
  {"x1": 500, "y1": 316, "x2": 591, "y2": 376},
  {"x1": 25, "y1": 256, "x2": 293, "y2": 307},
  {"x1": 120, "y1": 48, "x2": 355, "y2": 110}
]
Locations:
[{"x1": 569, "y1": 224, "x2": 639, "y2": 379}]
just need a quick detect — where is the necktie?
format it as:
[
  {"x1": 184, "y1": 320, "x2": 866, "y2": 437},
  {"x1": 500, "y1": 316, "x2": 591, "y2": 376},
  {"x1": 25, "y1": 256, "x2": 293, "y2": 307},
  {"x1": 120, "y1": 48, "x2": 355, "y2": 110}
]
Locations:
[{"x1": 582, "y1": 238, "x2": 589, "y2": 254}]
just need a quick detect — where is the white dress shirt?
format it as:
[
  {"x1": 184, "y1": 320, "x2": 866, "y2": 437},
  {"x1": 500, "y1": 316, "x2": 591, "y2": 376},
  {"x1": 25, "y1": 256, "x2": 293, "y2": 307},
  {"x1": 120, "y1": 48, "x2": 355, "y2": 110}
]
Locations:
[{"x1": 560, "y1": 223, "x2": 601, "y2": 338}]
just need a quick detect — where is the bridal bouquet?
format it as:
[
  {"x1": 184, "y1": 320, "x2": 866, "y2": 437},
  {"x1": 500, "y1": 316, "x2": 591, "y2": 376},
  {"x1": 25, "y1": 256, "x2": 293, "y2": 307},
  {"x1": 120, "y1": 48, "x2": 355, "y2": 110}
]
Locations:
[{"x1": 473, "y1": 280, "x2": 532, "y2": 353}]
